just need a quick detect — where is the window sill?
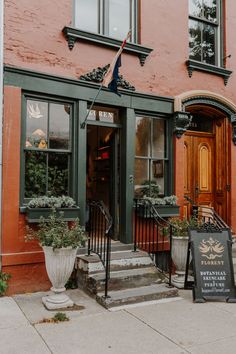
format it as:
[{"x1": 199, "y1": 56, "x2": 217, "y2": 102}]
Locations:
[
  {"x1": 62, "y1": 26, "x2": 153, "y2": 66},
  {"x1": 186, "y1": 59, "x2": 232, "y2": 86}
]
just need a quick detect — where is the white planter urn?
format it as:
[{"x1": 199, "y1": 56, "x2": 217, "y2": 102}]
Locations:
[
  {"x1": 42, "y1": 246, "x2": 77, "y2": 310},
  {"x1": 171, "y1": 236, "x2": 189, "y2": 288}
]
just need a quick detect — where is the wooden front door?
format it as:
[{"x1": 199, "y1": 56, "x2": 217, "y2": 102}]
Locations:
[{"x1": 184, "y1": 118, "x2": 230, "y2": 223}]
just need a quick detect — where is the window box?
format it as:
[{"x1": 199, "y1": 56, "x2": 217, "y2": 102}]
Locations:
[
  {"x1": 136, "y1": 204, "x2": 180, "y2": 218},
  {"x1": 26, "y1": 206, "x2": 80, "y2": 223}
]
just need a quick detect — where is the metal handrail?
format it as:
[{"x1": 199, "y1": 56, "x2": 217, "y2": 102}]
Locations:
[
  {"x1": 86, "y1": 200, "x2": 113, "y2": 297},
  {"x1": 133, "y1": 198, "x2": 174, "y2": 286}
]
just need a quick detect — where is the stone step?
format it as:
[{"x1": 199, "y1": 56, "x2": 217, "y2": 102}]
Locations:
[
  {"x1": 96, "y1": 283, "x2": 178, "y2": 309},
  {"x1": 77, "y1": 250, "x2": 154, "y2": 274},
  {"x1": 77, "y1": 243, "x2": 134, "y2": 256},
  {"x1": 87, "y1": 266, "x2": 164, "y2": 294}
]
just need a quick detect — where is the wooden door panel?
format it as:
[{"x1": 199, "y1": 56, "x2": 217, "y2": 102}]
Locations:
[
  {"x1": 183, "y1": 135, "x2": 193, "y2": 216},
  {"x1": 198, "y1": 143, "x2": 212, "y2": 192},
  {"x1": 196, "y1": 138, "x2": 214, "y2": 207},
  {"x1": 184, "y1": 118, "x2": 229, "y2": 224},
  {"x1": 184, "y1": 133, "x2": 214, "y2": 213}
]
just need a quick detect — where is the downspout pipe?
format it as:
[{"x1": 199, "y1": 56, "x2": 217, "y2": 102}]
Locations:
[{"x1": 0, "y1": 0, "x2": 4, "y2": 270}]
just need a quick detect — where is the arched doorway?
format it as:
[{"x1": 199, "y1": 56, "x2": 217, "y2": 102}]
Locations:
[{"x1": 183, "y1": 105, "x2": 230, "y2": 224}]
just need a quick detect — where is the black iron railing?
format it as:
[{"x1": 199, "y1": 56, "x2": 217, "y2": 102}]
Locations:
[
  {"x1": 193, "y1": 205, "x2": 229, "y2": 229},
  {"x1": 86, "y1": 200, "x2": 113, "y2": 297},
  {"x1": 133, "y1": 198, "x2": 173, "y2": 286}
]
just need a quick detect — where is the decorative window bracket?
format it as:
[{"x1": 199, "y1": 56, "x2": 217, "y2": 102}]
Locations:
[
  {"x1": 174, "y1": 111, "x2": 192, "y2": 138},
  {"x1": 186, "y1": 60, "x2": 232, "y2": 86},
  {"x1": 62, "y1": 27, "x2": 153, "y2": 66}
]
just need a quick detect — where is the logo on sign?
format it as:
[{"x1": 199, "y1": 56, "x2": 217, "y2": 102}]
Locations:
[{"x1": 199, "y1": 237, "x2": 224, "y2": 260}]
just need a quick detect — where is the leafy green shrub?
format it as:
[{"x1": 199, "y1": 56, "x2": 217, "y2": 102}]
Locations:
[
  {"x1": 0, "y1": 272, "x2": 11, "y2": 296},
  {"x1": 138, "y1": 180, "x2": 160, "y2": 198},
  {"x1": 170, "y1": 216, "x2": 201, "y2": 237},
  {"x1": 53, "y1": 312, "x2": 69, "y2": 322},
  {"x1": 26, "y1": 209, "x2": 86, "y2": 249}
]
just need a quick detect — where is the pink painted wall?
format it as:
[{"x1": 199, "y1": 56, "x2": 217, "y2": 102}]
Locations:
[{"x1": 4, "y1": 0, "x2": 236, "y2": 100}]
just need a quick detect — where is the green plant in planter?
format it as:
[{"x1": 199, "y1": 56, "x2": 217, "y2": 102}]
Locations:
[
  {"x1": 170, "y1": 216, "x2": 201, "y2": 237},
  {"x1": 28, "y1": 195, "x2": 77, "y2": 209},
  {"x1": 135, "y1": 180, "x2": 160, "y2": 198},
  {"x1": 26, "y1": 209, "x2": 86, "y2": 250},
  {"x1": 0, "y1": 272, "x2": 11, "y2": 296},
  {"x1": 143, "y1": 195, "x2": 178, "y2": 206}
]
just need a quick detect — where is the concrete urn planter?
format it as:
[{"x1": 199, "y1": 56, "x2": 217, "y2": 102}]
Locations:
[
  {"x1": 171, "y1": 236, "x2": 189, "y2": 288},
  {"x1": 42, "y1": 246, "x2": 78, "y2": 310}
]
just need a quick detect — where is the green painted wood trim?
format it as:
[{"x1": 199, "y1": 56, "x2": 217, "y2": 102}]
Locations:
[
  {"x1": 166, "y1": 117, "x2": 174, "y2": 196},
  {"x1": 136, "y1": 205, "x2": 180, "y2": 218},
  {"x1": 62, "y1": 27, "x2": 153, "y2": 66},
  {"x1": 77, "y1": 100, "x2": 87, "y2": 227},
  {"x1": 26, "y1": 207, "x2": 80, "y2": 223},
  {"x1": 20, "y1": 95, "x2": 27, "y2": 205},
  {"x1": 4, "y1": 66, "x2": 173, "y2": 114},
  {"x1": 186, "y1": 59, "x2": 232, "y2": 85},
  {"x1": 119, "y1": 108, "x2": 136, "y2": 244}
]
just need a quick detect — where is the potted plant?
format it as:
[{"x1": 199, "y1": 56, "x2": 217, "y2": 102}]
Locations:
[
  {"x1": 170, "y1": 217, "x2": 199, "y2": 288},
  {"x1": 26, "y1": 195, "x2": 80, "y2": 223},
  {"x1": 135, "y1": 180, "x2": 179, "y2": 217},
  {"x1": 26, "y1": 209, "x2": 86, "y2": 309}
]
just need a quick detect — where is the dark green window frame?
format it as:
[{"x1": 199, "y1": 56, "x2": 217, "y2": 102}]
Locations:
[{"x1": 20, "y1": 94, "x2": 76, "y2": 205}]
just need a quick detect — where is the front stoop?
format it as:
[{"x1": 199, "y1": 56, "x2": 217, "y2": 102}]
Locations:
[
  {"x1": 96, "y1": 284, "x2": 178, "y2": 309},
  {"x1": 76, "y1": 243, "x2": 178, "y2": 308}
]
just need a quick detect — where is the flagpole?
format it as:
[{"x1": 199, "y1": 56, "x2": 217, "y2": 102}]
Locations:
[
  {"x1": 80, "y1": 83, "x2": 103, "y2": 129},
  {"x1": 80, "y1": 29, "x2": 131, "y2": 129}
]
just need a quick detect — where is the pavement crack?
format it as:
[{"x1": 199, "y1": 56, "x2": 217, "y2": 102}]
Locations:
[
  {"x1": 12, "y1": 298, "x2": 53, "y2": 354},
  {"x1": 124, "y1": 309, "x2": 191, "y2": 353}
]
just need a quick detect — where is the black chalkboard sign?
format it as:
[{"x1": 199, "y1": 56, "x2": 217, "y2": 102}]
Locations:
[{"x1": 186, "y1": 228, "x2": 236, "y2": 303}]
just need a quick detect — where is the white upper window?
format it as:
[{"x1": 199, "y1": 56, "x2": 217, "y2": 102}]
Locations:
[
  {"x1": 74, "y1": 0, "x2": 138, "y2": 42},
  {"x1": 189, "y1": 0, "x2": 222, "y2": 66}
]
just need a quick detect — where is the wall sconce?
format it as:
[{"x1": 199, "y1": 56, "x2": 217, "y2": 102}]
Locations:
[{"x1": 174, "y1": 111, "x2": 192, "y2": 138}]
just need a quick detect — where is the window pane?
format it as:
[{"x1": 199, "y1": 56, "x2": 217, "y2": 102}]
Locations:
[
  {"x1": 202, "y1": 23, "x2": 216, "y2": 64},
  {"x1": 135, "y1": 117, "x2": 150, "y2": 157},
  {"x1": 25, "y1": 151, "x2": 47, "y2": 197},
  {"x1": 203, "y1": 0, "x2": 217, "y2": 22},
  {"x1": 152, "y1": 119, "x2": 165, "y2": 159},
  {"x1": 189, "y1": 115, "x2": 213, "y2": 132},
  {"x1": 134, "y1": 159, "x2": 148, "y2": 197},
  {"x1": 108, "y1": 0, "x2": 130, "y2": 40},
  {"x1": 26, "y1": 100, "x2": 48, "y2": 148},
  {"x1": 151, "y1": 160, "x2": 165, "y2": 194},
  {"x1": 49, "y1": 103, "x2": 70, "y2": 150},
  {"x1": 189, "y1": 0, "x2": 203, "y2": 17},
  {"x1": 48, "y1": 153, "x2": 69, "y2": 196},
  {"x1": 189, "y1": 19, "x2": 202, "y2": 61},
  {"x1": 75, "y1": 0, "x2": 98, "y2": 33}
]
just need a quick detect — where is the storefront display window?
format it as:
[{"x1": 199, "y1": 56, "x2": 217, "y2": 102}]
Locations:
[
  {"x1": 23, "y1": 98, "x2": 72, "y2": 199},
  {"x1": 134, "y1": 116, "x2": 167, "y2": 196}
]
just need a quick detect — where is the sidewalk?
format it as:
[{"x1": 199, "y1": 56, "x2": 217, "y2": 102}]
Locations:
[{"x1": 1, "y1": 288, "x2": 236, "y2": 354}]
